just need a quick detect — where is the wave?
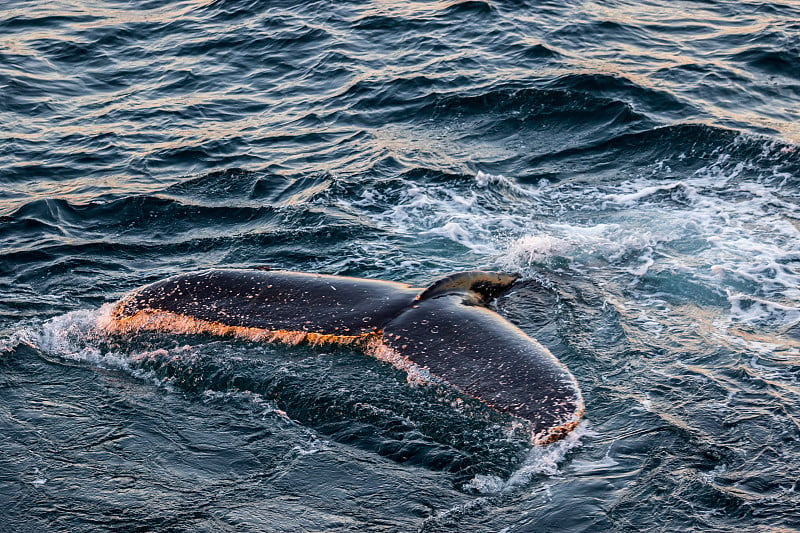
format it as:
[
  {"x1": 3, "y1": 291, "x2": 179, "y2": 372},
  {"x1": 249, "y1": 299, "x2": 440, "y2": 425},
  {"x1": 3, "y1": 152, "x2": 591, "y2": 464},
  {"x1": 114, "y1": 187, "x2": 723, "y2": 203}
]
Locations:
[{"x1": 733, "y1": 47, "x2": 800, "y2": 81}]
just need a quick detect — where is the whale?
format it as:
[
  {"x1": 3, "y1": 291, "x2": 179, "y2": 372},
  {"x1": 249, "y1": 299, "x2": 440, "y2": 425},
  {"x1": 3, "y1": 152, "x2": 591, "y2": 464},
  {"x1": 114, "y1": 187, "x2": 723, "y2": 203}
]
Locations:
[{"x1": 105, "y1": 269, "x2": 584, "y2": 444}]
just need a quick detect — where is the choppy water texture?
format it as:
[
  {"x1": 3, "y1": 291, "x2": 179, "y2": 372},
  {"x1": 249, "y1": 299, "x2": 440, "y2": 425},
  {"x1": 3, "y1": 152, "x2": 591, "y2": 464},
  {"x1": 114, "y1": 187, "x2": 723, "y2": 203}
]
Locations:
[{"x1": 2, "y1": 0, "x2": 800, "y2": 531}]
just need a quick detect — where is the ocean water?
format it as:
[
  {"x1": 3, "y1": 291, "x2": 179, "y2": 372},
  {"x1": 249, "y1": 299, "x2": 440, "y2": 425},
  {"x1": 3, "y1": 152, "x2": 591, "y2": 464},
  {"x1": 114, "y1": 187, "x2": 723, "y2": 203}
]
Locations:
[{"x1": 1, "y1": 0, "x2": 799, "y2": 531}]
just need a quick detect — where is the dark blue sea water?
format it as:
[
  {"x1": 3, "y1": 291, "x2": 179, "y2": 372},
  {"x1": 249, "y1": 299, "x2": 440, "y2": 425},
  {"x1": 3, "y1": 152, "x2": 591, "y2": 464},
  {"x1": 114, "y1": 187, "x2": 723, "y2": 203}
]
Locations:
[{"x1": 2, "y1": 0, "x2": 800, "y2": 531}]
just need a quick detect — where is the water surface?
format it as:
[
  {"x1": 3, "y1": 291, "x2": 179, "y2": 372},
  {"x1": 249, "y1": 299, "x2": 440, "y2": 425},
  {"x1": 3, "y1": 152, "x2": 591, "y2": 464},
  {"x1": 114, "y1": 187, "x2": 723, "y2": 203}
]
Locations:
[{"x1": 2, "y1": 0, "x2": 799, "y2": 531}]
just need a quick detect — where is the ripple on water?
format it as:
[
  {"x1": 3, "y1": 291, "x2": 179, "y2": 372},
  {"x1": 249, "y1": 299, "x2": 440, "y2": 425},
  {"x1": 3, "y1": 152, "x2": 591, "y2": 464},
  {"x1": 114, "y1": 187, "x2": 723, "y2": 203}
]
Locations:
[{"x1": 2, "y1": 0, "x2": 800, "y2": 530}]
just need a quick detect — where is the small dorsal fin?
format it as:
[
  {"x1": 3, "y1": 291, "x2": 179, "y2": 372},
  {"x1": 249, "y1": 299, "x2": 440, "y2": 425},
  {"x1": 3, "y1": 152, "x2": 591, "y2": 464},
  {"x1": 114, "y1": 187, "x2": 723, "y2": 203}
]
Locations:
[{"x1": 416, "y1": 271, "x2": 519, "y2": 304}]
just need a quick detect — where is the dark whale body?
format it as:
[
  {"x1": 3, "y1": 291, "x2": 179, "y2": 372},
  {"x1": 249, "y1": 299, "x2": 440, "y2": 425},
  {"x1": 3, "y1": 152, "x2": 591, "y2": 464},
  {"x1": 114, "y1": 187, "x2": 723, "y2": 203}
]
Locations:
[{"x1": 108, "y1": 269, "x2": 584, "y2": 444}]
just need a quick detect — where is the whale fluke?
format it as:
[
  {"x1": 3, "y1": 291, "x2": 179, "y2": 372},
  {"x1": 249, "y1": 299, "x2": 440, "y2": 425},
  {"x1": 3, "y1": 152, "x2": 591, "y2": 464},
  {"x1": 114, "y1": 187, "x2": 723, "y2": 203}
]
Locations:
[{"x1": 106, "y1": 269, "x2": 583, "y2": 444}]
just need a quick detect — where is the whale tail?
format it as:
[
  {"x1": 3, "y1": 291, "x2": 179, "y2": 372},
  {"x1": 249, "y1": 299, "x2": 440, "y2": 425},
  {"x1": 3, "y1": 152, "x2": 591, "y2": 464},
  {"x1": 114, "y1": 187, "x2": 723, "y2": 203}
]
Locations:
[{"x1": 106, "y1": 268, "x2": 583, "y2": 443}]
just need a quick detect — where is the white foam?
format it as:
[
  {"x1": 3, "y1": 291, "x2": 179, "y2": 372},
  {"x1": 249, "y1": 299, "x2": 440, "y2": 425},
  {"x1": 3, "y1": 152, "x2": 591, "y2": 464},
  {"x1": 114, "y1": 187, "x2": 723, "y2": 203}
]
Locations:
[
  {"x1": 498, "y1": 222, "x2": 661, "y2": 278},
  {"x1": 0, "y1": 329, "x2": 33, "y2": 354},
  {"x1": 728, "y1": 293, "x2": 800, "y2": 328},
  {"x1": 383, "y1": 183, "x2": 502, "y2": 254},
  {"x1": 29, "y1": 468, "x2": 48, "y2": 486},
  {"x1": 464, "y1": 421, "x2": 591, "y2": 494},
  {"x1": 602, "y1": 181, "x2": 689, "y2": 206},
  {"x1": 290, "y1": 437, "x2": 332, "y2": 456},
  {"x1": 17, "y1": 305, "x2": 134, "y2": 371},
  {"x1": 474, "y1": 170, "x2": 543, "y2": 198},
  {"x1": 338, "y1": 153, "x2": 800, "y2": 337},
  {"x1": 421, "y1": 221, "x2": 497, "y2": 254},
  {"x1": 498, "y1": 234, "x2": 568, "y2": 270},
  {"x1": 570, "y1": 450, "x2": 619, "y2": 474},
  {"x1": 564, "y1": 168, "x2": 797, "y2": 329}
]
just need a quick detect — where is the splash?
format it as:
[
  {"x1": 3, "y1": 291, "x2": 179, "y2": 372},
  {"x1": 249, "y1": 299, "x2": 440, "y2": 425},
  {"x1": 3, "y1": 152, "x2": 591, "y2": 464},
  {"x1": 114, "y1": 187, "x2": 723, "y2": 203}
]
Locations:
[
  {"x1": 10, "y1": 305, "x2": 132, "y2": 370},
  {"x1": 464, "y1": 421, "x2": 592, "y2": 494}
]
